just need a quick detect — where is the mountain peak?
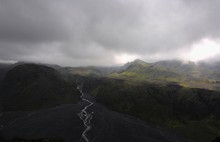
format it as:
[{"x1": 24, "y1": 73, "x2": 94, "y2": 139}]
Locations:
[
  {"x1": 133, "y1": 59, "x2": 145, "y2": 63},
  {"x1": 131, "y1": 59, "x2": 149, "y2": 67}
]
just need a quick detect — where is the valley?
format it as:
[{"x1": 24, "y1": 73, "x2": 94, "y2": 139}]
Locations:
[{"x1": 0, "y1": 60, "x2": 220, "y2": 142}]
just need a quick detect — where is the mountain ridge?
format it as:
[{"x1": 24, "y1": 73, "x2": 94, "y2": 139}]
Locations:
[{"x1": 108, "y1": 59, "x2": 220, "y2": 91}]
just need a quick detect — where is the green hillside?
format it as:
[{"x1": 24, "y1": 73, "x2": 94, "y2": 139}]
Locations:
[
  {"x1": 87, "y1": 78, "x2": 220, "y2": 142},
  {"x1": 112, "y1": 60, "x2": 186, "y2": 83},
  {"x1": 110, "y1": 59, "x2": 220, "y2": 91}
]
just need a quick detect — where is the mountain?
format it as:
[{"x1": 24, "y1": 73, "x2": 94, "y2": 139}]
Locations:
[
  {"x1": 109, "y1": 59, "x2": 220, "y2": 91},
  {"x1": 111, "y1": 59, "x2": 183, "y2": 82},
  {"x1": 1, "y1": 60, "x2": 220, "y2": 142},
  {"x1": 154, "y1": 60, "x2": 199, "y2": 77},
  {"x1": 0, "y1": 64, "x2": 80, "y2": 111},
  {"x1": 120, "y1": 59, "x2": 150, "y2": 72}
]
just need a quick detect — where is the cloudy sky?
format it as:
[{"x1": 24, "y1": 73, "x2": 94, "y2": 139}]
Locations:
[{"x1": 0, "y1": 0, "x2": 220, "y2": 66}]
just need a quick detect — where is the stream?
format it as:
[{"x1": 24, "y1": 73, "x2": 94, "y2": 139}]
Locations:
[{"x1": 77, "y1": 85, "x2": 94, "y2": 142}]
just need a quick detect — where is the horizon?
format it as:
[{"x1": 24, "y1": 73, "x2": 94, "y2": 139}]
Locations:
[{"x1": 0, "y1": 58, "x2": 218, "y2": 68}]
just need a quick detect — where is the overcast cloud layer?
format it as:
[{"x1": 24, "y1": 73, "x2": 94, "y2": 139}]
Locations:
[{"x1": 0, "y1": 0, "x2": 220, "y2": 66}]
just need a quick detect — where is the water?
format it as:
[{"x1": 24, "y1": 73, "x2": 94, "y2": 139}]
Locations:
[{"x1": 77, "y1": 85, "x2": 94, "y2": 142}]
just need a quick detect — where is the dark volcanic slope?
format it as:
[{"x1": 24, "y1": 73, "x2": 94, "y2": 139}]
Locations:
[
  {"x1": 0, "y1": 104, "x2": 83, "y2": 142},
  {"x1": 0, "y1": 64, "x2": 80, "y2": 111},
  {"x1": 0, "y1": 63, "x2": 12, "y2": 82},
  {"x1": 0, "y1": 93, "x2": 189, "y2": 142},
  {"x1": 89, "y1": 103, "x2": 188, "y2": 142}
]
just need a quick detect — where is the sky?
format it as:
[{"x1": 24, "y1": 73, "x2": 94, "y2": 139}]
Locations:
[{"x1": 0, "y1": 0, "x2": 220, "y2": 66}]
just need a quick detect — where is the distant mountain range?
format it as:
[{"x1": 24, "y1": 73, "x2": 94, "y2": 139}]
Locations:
[
  {"x1": 113, "y1": 59, "x2": 220, "y2": 80},
  {"x1": 3, "y1": 59, "x2": 220, "y2": 91},
  {"x1": 58, "y1": 59, "x2": 220, "y2": 91}
]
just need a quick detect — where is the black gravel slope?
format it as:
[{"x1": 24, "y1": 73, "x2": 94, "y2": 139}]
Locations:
[{"x1": 0, "y1": 93, "x2": 189, "y2": 142}]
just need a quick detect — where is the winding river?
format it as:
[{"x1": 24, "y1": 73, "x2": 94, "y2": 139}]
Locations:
[{"x1": 77, "y1": 85, "x2": 94, "y2": 142}]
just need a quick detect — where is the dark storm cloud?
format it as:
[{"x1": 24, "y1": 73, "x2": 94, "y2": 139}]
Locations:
[{"x1": 0, "y1": 0, "x2": 220, "y2": 66}]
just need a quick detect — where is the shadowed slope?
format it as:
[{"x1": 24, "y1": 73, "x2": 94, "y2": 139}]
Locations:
[{"x1": 0, "y1": 64, "x2": 80, "y2": 111}]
